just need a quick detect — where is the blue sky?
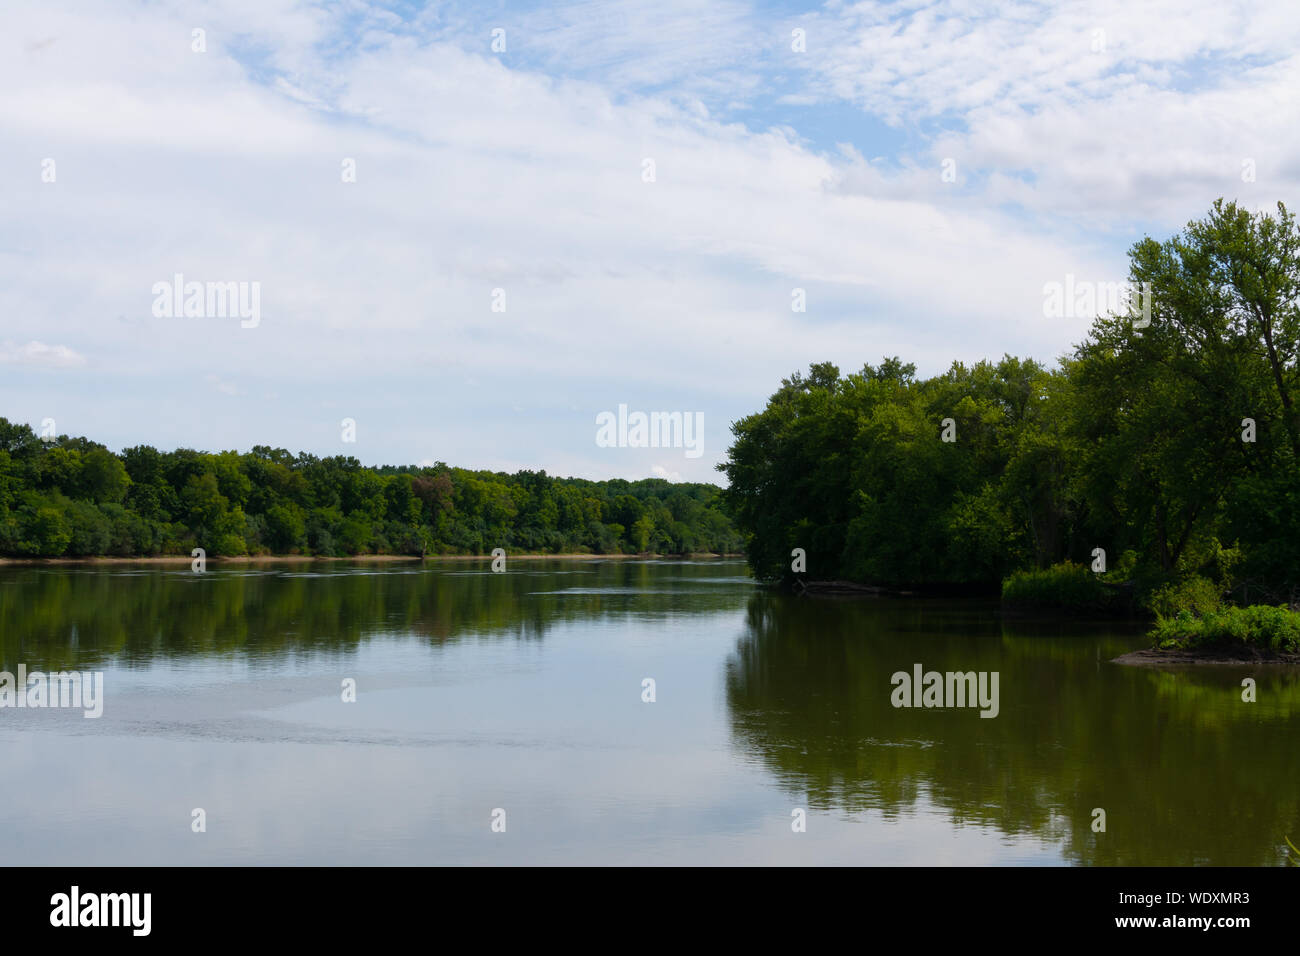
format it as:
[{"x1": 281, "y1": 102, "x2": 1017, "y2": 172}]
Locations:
[{"x1": 1, "y1": 0, "x2": 1296, "y2": 482}]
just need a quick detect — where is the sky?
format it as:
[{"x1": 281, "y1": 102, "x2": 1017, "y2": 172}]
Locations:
[{"x1": 1, "y1": 0, "x2": 1296, "y2": 483}]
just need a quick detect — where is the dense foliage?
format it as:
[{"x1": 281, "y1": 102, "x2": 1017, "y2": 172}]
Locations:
[
  {"x1": 721, "y1": 200, "x2": 1300, "y2": 605},
  {"x1": 1151, "y1": 604, "x2": 1300, "y2": 654},
  {"x1": 999, "y1": 562, "x2": 1121, "y2": 612},
  {"x1": 0, "y1": 430, "x2": 742, "y2": 557}
]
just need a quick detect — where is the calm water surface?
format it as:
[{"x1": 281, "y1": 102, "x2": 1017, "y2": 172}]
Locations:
[{"x1": 1, "y1": 559, "x2": 1295, "y2": 865}]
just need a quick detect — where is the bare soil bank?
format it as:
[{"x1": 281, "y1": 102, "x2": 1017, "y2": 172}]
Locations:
[{"x1": 1113, "y1": 646, "x2": 1300, "y2": 666}]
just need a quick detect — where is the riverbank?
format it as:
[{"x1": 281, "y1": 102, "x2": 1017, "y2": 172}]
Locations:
[
  {"x1": 1113, "y1": 646, "x2": 1300, "y2": 666},
  {"x1": 0, "y1": 552, "x2": 744, "y2": 566}
]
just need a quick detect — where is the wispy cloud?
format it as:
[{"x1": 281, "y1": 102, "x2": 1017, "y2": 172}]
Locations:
[
  {"x1": 0, "y1": 0, "x2": 1293, "y2": 479},
  {"x1": 0, "y1": 341, "x2": 87, "y2": 368}
]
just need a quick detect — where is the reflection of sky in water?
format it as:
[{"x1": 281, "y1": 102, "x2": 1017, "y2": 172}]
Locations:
[{"x1": 1, "y1": 560, "x2": 1294, "y2": 865}]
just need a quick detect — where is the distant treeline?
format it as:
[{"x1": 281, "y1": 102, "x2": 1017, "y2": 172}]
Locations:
[
  {"x1": 721, "y1": 200, "x2": 1300, "y2": 605},
  {"x1": 0, "y1": 426, "x2": 742, "y2": 558}
]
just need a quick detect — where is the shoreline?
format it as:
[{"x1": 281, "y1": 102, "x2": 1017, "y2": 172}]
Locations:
[
  {"x1": 1112, "y1": 646, "x2": 1300, "y2": 667},
  {"x1": 0, "y1": 552, "x2": 744, "y2": 567}
]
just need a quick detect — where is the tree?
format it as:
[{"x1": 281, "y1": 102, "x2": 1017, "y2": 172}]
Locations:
[
  {"x1": 264, "y1": 503, "x2": 307, "y2": 553},
  {"x1": 0, "y1": 420, "x2": 741, "y2": 559},
  {"x1": 720, "y1": 202, "x2": 1299, "y2": 596},
  {"x1": 631, "y1": 514, "x2": 655, "y2": 552},
  {"x1": 80, "y1": 448, "x2": 131, "y2": 504}
]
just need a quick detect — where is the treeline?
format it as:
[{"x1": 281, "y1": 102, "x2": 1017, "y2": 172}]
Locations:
[
  {"x1": 721, "y1": 200, "x2": 1300, "y2": 606},
  {"x1": 0, "y1": 428, "x2": 743, "y2": 558}
]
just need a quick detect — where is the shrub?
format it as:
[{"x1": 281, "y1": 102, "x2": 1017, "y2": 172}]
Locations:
[
  {"x1": 1001, "y1": 561, "x2": 1114, "y2": 610},
  {"x1": 1145, "y1": 574, "x2": 1224, "y2": 619},
  {"x1": 1151, "y1": 604, "x2": 1300, "y2": 653}
]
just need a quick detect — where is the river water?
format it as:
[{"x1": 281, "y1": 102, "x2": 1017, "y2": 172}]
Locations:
[{"x1": 1, "y1": 558, "x2": 1295, "y2": 865}]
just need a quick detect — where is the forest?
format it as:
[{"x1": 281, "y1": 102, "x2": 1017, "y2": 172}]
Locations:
[
  {"x1": 720, "y1": 200, "x2": 1300, "y2": 630},
  {"x1": 0, "y1": 427, "x2": 742, "y2": 558}
]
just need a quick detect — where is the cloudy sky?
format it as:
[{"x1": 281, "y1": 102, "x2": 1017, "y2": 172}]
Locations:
[{"x1": 1, "y1": 0, "x2": 1294, "y2": 482}]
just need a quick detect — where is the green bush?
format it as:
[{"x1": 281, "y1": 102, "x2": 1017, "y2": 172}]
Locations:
[
  {"x1": 1151, "y1": 604, "x2": 1300, "y2": 653},
  {"x1": 1001, "y1": 561, "x2": 1114, "y2": 610},
  {"x1": 1145, "y1": 574, "x2": 1224, "y2": 619}
]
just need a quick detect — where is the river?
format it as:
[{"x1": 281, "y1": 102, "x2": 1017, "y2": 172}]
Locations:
[{"x1": 1, "y1": 558, "x2": 1295, "y2": 865}]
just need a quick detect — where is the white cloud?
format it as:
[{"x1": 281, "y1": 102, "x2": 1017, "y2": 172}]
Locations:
[
  {"x1": 794, "y1": 0, "x2": 1300, "y2": 227},
  {"x1": 0, "y1": 0, "x2": 1291, "y2": 480},
  {"x1": 0, "y1": 340, "x2": 87, "y2": 368}
]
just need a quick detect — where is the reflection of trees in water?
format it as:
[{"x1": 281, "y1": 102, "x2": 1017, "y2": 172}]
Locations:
[
  {"x1": 725, "y1": 592, "x2": 1300, "y2": 865},
  {"x1": 0, "y1": 560, "x2": 751, "y2": 668}
]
